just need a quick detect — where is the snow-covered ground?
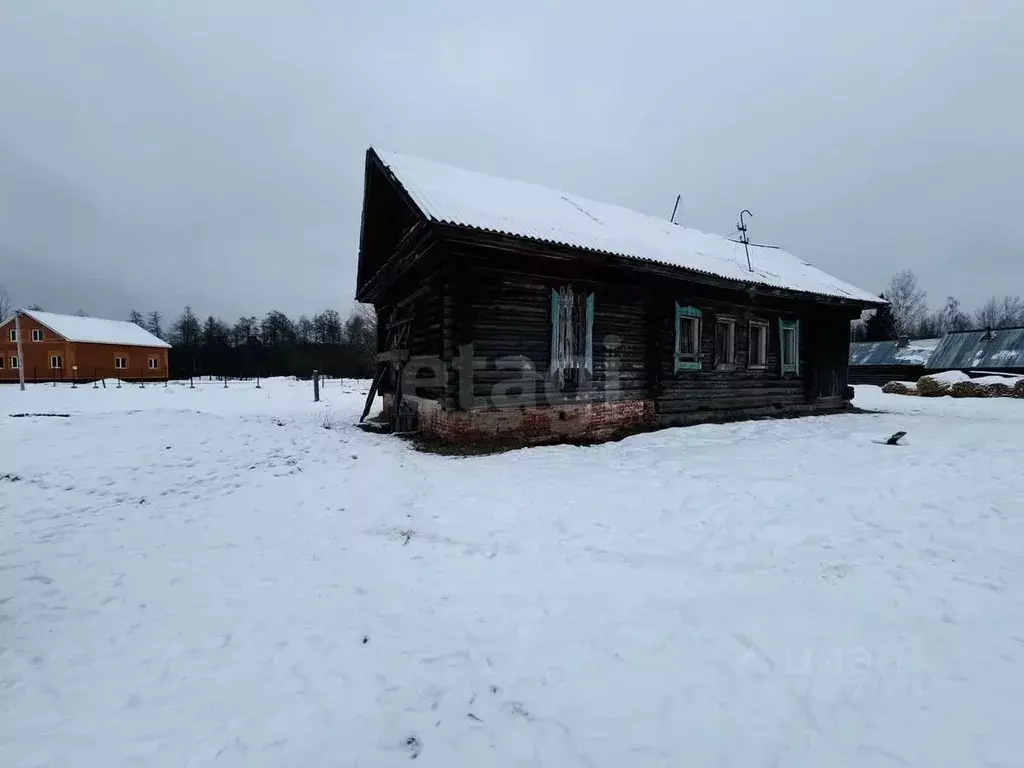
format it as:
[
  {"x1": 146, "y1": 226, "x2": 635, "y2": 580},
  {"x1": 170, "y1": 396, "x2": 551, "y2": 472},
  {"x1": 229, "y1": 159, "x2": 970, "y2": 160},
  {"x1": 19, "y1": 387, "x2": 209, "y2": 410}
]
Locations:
[{"x1": 2, "y1": 380, "x2": 1023, "y2": 767}]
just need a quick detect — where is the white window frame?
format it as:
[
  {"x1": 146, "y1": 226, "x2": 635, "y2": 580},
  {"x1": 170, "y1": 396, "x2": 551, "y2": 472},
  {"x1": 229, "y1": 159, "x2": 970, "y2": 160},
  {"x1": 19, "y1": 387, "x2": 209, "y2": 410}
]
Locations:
[
  {"x1": 50, "y1": 355, "x2": 63, "y2": 369},
  {"x1": 10, "y1": 355, "x2": 19, "y2": 369},
  {"x1": 148, "y1": 357, "x2": 158, "y2": 369},
  {"x1": 8, "y1": 329, "x2": 16, "y2": 342},
  {"x1": 748, "y1": 319, "x2": 769, "y2": 369},
  {"x1": 115, "y1": 357, "x2": 128, "y2": 370},
  {"x1": 715, "y1": 316, "x2": 737, "y2": 367},
  {"x1": 32, "y1": 329, "x2": 43, "y2": 342}
]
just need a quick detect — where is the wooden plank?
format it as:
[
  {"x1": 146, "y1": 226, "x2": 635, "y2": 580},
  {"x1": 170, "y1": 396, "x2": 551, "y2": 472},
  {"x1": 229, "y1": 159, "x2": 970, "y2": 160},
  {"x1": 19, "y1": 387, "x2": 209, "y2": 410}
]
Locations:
[{"x1": 359, "y1": 365, "x2": 387, "y2": 423}]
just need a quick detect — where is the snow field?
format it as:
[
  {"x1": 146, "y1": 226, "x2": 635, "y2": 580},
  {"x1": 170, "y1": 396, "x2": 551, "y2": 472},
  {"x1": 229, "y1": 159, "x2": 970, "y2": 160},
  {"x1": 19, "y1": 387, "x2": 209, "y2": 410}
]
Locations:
[{"x1": 1, "y1": 380, "x2": 1023, "y2": 766}]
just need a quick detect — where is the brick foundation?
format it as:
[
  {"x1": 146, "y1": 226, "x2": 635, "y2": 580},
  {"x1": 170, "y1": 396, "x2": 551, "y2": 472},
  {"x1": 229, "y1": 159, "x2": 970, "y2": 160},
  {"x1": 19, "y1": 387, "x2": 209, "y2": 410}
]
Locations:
[{"x1": 383, "y1": 394, "x2": 656, "y2": 446}]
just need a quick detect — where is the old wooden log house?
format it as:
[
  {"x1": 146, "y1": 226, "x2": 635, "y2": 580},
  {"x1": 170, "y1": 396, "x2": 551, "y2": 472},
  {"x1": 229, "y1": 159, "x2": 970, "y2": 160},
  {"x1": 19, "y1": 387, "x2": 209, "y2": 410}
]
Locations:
[{"x1": 356, "y1": 148, "x2": 883, "y2": 445}]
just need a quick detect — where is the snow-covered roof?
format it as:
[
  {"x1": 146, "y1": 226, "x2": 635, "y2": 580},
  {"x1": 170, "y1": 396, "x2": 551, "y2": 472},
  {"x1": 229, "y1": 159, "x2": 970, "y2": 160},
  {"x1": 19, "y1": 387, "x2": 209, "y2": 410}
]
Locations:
[
  {"x1": 373, "y1": 149, "x2": 881, "y2": 303},
  {"x1": 849, "y1": 338, "x2": 940, "y2": 366},
  {"x1": 926, "y1": 327, "x2": 1024, "y2": 370},
  {"x1": 15, "y1": 310, "x2": 171, "y2": 348}
]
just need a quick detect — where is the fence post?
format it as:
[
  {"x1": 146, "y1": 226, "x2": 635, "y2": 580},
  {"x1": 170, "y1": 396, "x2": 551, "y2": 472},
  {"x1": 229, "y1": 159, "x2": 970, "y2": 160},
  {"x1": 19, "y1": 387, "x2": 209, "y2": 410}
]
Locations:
[
  {"x1": 93, "y1": 366, "x2": 99, "y2": 388},
  {"x1": 139, "y1": 368, "x2": 145, "y2": 388},
  {"x1": 256, "y1": 374, "x2": 261, "y2": 389},
  {"x1": 223, "y1": 375, "x2": 228, "y2": 388},
  {"x1": 71, "y1": 365, "x2": 78, "y2": 388},
  {"x1": 189, "y1": 375, "x2": 194, "y2": 389},
  {"x1": 313, "y1": 369, "x2": 320, "y2": 402}
]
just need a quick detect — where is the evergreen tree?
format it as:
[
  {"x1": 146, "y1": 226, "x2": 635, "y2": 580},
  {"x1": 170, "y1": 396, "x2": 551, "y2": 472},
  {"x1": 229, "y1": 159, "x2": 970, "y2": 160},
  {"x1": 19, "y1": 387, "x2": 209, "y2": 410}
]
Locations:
[
  {"x1": 129, "y1": 310, "x2": 145, "y2": 327},
  {"x1": 232, "y1": 316, "x2": 258, "y2": 346},
  {"x1": 296, "y1": 315, "x2": 314, "y2": 345},
  {"x1": 864, "y1": 295, "x2": 899, "y2": 341},
  {"x1": 260, "y1": 310, "x2": 296, "y2": 346},
  {"x1": 170, "y1": 306, "x2": 202, "y2": 347},
  {"x1": 202, "y1": 316, "x2": 231, "y2": 348}
]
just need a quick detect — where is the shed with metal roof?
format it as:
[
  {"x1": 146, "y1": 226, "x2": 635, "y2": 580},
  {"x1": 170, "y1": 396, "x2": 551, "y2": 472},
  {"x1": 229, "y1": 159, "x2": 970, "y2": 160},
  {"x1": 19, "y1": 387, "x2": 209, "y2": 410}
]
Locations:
[{"x1": 925, "y1": 327, "x2": 1024, "y2": 373}]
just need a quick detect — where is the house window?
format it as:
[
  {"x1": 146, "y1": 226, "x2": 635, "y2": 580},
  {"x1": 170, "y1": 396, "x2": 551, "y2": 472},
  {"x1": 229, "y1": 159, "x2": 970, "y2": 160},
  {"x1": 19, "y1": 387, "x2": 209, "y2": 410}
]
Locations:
[
  {"x1": 8, "y1": 329, "x2": 16, "y2": 342},
  {"x1": 10, "y1": 356, "x2": 19, "y2": 369},
  {"x1": 715, "y1": 317, "x2": 736, "y2": 366},
  {"x1": 749, "y1": 320, "x2": 768, "y2": 368},
  {"x1": 779, "y1": 319, "x2": 800, "y2": 375},
  {"x1": 148, "y1": 357, "x2": 158, "y2": 369},
  {"x1": 50, "y1": 355, "x2": 63, "y2": 369},
  {"x1": 674, "y1": 304, "x2": 702, "y2": 371},
  {"x1": 0, "y1": 356, "x2": 4, "y2": 368},
  {"x1": 32, "y1": 329, "x2": 43, "y2": 341},
  {"x1": 115, "y1": 357, "x2": 127, "y2": 369},
  {"x1": 550, "y1": 285, "x2": 594, "y2": 389}
]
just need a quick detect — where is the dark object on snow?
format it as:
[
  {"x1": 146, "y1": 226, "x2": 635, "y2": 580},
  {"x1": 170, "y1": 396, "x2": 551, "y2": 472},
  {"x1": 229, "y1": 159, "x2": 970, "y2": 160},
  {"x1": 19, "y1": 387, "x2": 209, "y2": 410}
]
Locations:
[
  {"x1": 361, "y1": 635, "x2": 369, "y2": 644},
  {"x1": 886, "y1": 431, "x2": 907, "y2": 445},
  {"x1": 405, "y1": 735, "x2": 421, "y2": 759},
  {"x1": 10, "y1": 413, "x2": 71, "y2": 418}
]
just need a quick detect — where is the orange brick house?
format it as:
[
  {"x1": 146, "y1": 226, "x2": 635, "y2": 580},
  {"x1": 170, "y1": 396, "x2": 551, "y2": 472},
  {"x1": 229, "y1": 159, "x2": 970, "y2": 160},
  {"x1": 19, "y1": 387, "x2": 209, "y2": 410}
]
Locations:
[{"x1": 0, "y1": 309, "x2": 171, "y2": 383}]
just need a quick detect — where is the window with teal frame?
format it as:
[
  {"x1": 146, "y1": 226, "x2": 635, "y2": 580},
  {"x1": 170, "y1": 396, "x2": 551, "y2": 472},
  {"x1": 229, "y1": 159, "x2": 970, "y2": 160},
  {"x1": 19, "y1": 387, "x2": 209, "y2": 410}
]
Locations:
[
  {"x1": 779, "y1": 318, "x2": 800, "y2": 375},
  {"x1": 674, "y1": 303, "x2": 702, "y2": 372}
]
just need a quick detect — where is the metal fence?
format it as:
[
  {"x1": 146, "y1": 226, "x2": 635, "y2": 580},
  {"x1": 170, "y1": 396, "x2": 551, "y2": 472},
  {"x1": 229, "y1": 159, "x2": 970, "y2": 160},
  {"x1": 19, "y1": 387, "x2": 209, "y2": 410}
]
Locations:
[{"x1": 0, "y1": 366, "x2": 170, "y2": 385}]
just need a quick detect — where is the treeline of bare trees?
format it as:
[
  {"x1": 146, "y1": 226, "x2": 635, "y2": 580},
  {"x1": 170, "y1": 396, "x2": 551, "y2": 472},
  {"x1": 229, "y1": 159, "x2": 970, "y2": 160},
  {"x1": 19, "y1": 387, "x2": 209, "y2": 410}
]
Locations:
[
  {"x1": 130, "y1": 305, "x2": 377, "y2": 380},
  {"x1": 855, "y1": 270, "x2": 1024, "y2": 342},
  {"x1": 0, "y1": 286, "x2": 10, "y2": 324}
]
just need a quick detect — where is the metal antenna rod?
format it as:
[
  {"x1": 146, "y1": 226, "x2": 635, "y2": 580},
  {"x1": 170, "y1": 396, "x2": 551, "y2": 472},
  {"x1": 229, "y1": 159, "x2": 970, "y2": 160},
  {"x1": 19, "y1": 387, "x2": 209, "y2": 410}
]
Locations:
[
  {"x1": 738, "y1": 209, "x2": 754, "y2": 271},
  {"x1": 669, "y1": 194, "x2": 681, "y2": 225}
]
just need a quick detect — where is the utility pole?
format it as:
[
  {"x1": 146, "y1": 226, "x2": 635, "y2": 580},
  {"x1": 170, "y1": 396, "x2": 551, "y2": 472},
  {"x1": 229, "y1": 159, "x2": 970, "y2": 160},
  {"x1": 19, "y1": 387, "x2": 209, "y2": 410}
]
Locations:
[
  {"x1": 14, "y1": 310, "x2": 25, "y2": 391},
  {"x1": 669, "y1": 194, "x2": 682, "y2": 225},
  {"x1": 737, "y1": 209, "x2": 754, "y2": 271}
]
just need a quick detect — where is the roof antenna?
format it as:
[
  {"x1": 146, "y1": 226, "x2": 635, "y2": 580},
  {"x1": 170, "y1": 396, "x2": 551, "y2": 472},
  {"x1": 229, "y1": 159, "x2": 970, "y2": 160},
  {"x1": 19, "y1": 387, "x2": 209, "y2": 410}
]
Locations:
[
  {"x1": 737, "y1": 209, "x2": 753, "y2": 271},
  {"x1": 669, "y1": 194, "x2": 682, "y2": 225}
]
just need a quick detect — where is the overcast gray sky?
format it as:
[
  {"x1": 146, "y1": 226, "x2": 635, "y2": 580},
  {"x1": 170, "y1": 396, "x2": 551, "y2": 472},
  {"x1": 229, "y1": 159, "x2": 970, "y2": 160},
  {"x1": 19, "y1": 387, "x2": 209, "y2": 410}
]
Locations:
[{"x1": 1, "y1": 0, "x2": 1021, "y2": 323}]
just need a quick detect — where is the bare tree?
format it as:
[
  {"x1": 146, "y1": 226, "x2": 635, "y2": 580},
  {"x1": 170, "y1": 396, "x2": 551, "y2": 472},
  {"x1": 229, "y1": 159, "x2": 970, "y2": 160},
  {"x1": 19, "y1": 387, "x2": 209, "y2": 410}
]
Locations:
[
  {"x1": 0, "y1": 286, "x2": 10, "y2": 322},
  {"x1": 974, "y1": 297, "x2": 1001, "y2": 329},
  {"x1": 75, "y1": 308, "x2": 86, "y2": 317},
  {"x1": 999, "y1": 296, "x2": 1024, "y2": 327},
  {"x1": 884, "y1": 270, "x2": 927, "y2": 335},
  {"x1": 146, "y1": 310, "x2": 164, "y2": 339},
  {"x1": 938, "y1": 296, "x2": 971, "y2": 333},
  {"x1": 913, "y1": 310, "x2": 943, "y2": 338},
  {"x1": 974, "y1": 295, "x2": 1024, "y2": 329},
  {"x1": 344, "y1": 304, "x2": 377, "y2": 373},
  {"x1": 129, "y1": 310, "x2": 145, "y2": 327}
]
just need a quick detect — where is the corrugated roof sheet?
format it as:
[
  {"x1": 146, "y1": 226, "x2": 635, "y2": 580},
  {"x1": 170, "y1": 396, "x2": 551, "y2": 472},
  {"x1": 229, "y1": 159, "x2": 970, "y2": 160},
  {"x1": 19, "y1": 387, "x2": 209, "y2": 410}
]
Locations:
[
  {"x1": 14, "y1": 310, "x2": 171, "y2": 348},
  {"x1": 925, "y1": 328, "x2": 1024, "y2": 370},
  {"x1": 849, "y1": 338, "x2": 940, "y2": 366},
  {"x1": 374, "y1": 149, "x2": 881, "y2": 304}
]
